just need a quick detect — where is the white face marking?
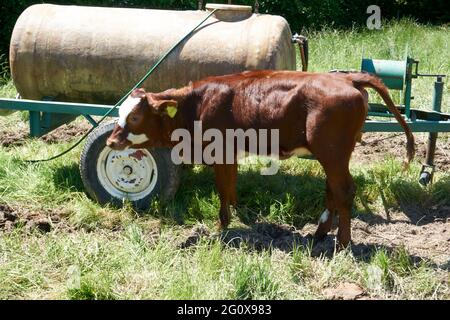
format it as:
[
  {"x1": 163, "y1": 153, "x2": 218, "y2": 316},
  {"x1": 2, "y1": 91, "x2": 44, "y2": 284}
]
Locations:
[
  {"x1": 319, "y1": 209, "x2": 330, "y2": 224},
  {"x1": 118, "y1": 96, "x2": 141, "y2": 128},
  {"x1": 127, "y1": 132, "x2": 149, "y2": 145}
]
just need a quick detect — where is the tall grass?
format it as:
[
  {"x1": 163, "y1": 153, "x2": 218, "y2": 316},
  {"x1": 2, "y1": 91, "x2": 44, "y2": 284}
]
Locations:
[{"x1": 0, "y1": 56, "x2": 15, "y2": 99}]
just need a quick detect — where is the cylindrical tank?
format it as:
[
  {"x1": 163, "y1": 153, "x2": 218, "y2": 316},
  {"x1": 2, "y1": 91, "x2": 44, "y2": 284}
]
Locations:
[{"x1": 9, "y1": 3, "x2": 296, "y2": 105}]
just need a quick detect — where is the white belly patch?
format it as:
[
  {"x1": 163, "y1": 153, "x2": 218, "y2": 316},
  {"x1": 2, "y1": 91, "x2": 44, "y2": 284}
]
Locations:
[{"x1": 127, "y1": 133, "x2": 149, "y2": 145}]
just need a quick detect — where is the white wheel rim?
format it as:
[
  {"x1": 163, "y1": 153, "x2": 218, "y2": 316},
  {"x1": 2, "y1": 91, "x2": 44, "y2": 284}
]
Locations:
[{"x1": 96, "y1": 147, "x2": 158, "y2": 201}]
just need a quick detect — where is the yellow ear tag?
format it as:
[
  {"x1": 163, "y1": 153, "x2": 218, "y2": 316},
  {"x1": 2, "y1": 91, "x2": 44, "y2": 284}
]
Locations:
[{"x1": 166, "y1": 105, "x2": 177, "y2": 118}]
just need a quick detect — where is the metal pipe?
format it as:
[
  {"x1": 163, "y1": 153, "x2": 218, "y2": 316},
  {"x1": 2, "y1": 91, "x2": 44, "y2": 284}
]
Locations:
[
  {"x1": 254, "y1": 0, "x2": 259, "y2": 13},
  {"x1": 420, "y1": 76, "x2": 444, "y2": 185},
  {"x1": 425, "y1": 76, "x2": 444, "y2": 166}
]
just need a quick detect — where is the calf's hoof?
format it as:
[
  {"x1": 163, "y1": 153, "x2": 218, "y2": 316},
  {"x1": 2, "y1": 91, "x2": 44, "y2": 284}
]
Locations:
[
  {"x1": 313, "y1": 230, "x2": 328, "y2": 242},
  {"x1": 336, "y1": 235, "x2": 351, "y2": 251},
  {"x1": 314, "y1": 209, "x2": 332, "y2": 241},
  {"x1": 217, "y1": 218, "x2": 230, "y2": 231}
]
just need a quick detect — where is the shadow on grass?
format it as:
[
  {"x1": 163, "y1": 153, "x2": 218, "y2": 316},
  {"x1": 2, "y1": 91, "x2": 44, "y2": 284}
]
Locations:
[
  {"x1": 164, "y1": 164, "x2": 326, "y2": 227},
  {"x1": 165, "y1": 164, "x2": 450, "y2": 228},
  {"x1": 50, "y1": 160, "x2": 449, "y2": 235},
  {"x1": 52, "y1": 163, "x2": 85, "y2": 193},
  {"x1": 226, "y1": 222, "x2": 449, "y2": 271},
  {"x1": 177, "y1": 221, "x2": 446, "y2": 270},
  {"x1": 48, "y1": 161, "x2": 449, "y2": 270}
]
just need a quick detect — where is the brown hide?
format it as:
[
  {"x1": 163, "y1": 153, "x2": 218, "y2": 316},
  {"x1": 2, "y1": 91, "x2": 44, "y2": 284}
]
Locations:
[{"x1": 107, "y1": 70, "x2": 414, "y2": 248}]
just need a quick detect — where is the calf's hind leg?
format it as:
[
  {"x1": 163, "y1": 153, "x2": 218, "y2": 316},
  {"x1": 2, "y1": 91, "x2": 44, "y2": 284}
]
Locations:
[
  {"x1": 314, "y1": 179, "x2": 335, "y2": 240},
  {"x1": 325, "y1": 167, "x2": 355, "y2": 248},
  {"x1": 308, "y1": 98, "x2": 364, "y2": 248},
  {"x1": 313, "y1": 153, "x2": 356, "y2": 248}
]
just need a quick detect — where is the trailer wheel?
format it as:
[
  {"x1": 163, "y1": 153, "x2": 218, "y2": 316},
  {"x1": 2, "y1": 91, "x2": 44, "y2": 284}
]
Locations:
[{"x1": 80, "y1": 122, "x2": 180, "y2": 210}]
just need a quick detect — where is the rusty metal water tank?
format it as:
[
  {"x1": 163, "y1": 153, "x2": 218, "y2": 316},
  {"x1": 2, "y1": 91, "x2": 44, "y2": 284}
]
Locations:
[{"x1": 9, "y1": 3, "x2": 296, "y2": 104}]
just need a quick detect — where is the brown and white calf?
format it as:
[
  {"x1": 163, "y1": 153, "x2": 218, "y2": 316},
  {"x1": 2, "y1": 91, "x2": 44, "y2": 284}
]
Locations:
[{"x1": 107, "y1": 70, "x2": 414, "y2": 248}]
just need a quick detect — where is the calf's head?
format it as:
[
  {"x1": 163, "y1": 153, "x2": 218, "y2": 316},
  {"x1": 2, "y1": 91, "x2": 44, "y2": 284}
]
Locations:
[{"x1": 106, "y1": 88, "x2": 179, "y2": 150}]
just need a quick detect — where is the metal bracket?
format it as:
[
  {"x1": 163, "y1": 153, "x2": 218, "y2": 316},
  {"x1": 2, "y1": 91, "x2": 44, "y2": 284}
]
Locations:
[
  {"x1": 29, "y1": 111, "x2": 78, "y2": 137},
  {"x1": 292, "y1": 33, "x2": 308, "y2": 71},
  {"x1": 419, "y1": 164, "x2": 435, "y2": 186},
  {"x1": 83, "y1": 114, "x2": 98, "y2": 127}
]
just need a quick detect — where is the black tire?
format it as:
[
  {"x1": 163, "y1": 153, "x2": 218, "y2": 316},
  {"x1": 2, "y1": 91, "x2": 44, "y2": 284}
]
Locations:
[{"x1": 79, "y1": 122, "x2": 180, "y2": 210}]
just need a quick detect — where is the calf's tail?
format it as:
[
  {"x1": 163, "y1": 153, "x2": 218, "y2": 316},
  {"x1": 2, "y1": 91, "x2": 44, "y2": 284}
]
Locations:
[{"x1": 349, "y1": 72, "x2": 415, "y2": 166}]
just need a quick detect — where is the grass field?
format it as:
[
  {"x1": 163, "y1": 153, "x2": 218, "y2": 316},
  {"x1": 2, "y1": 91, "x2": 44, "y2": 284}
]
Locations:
[{"x1": 0, "y1": 19, "x2": 449, "y2": 300}]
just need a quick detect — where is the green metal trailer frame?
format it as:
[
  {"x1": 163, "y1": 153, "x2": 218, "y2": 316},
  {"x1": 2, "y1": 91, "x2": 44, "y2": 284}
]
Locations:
[
  {"x1": 0, "y1": 97, "x2": 448, "y2": 135},
  {"x1": 0, "y1": 98, "x2": 118, "y2": 137},
  {"x1": 0, "y1": 56, "x2": 448, "y2": 185}
]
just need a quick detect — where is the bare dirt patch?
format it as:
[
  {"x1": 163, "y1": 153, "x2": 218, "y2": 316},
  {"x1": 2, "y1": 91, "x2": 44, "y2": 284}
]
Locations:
[
  {"x1": 40, "y1": 120, "x2": 92, "y2": 144},
  {"x1": 178, "y1": 224, "x2": 210, "y2": 249},
  {"x1": 0, "y1": 131, "x2": 28, "y2": 147},
  {"x1": 0, "y1": 203, "x2": 69, "y2": 233},
  {"x1": 0, "y1": 120, "x2": 92, "y2": 147},
  {"x1": 353, "y1": 132, "x2": 450, "y2": 171},
  {"x1": 323, "y1": 282, "x2": 366, "y2": 300},
  {"x1": 351, "y1": 208, "x2": 450, "y2": 267}
]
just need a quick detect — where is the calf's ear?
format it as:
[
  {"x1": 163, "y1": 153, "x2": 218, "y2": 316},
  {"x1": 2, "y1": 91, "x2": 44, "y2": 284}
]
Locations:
[
  {"x1": 157, "y1": 100, "x2": 178, "y2": 118},
  {"x1": 131, "y1": 88, "x2": 146, "y2": 98},
  {"x1": 146, "y1": 94, "x2": 178, "y2": 118}
]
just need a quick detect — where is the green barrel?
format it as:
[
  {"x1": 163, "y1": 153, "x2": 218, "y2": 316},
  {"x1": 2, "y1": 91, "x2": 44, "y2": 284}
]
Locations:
[{"x1": 361, "y1": 58, "x2": 406, "y2": 90}]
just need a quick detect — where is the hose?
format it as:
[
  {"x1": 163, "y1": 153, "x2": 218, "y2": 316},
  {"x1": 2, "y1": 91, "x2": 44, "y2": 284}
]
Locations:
[{"x1": 24, "y1": 8, "x2": 218, "y2": 163}]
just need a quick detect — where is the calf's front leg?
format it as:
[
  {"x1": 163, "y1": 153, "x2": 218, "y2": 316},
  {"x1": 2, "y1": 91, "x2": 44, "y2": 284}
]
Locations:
[{"x1": 213, "y1": 163, "x2": 238, "y2": 229}]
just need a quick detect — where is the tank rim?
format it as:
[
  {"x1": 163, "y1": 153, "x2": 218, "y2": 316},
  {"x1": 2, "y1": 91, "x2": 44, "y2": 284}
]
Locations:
[{"x1": 205, "y1": 3, "x2": 252, "y2": 12}]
